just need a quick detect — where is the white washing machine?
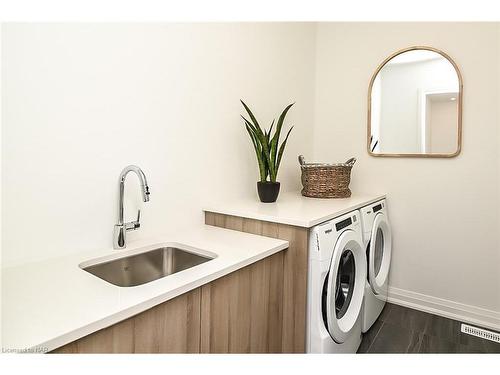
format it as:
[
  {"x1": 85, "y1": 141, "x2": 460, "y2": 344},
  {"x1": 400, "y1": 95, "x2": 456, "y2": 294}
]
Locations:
[
  {"x1": 306, "y1": 211, "x2": 367, "y2": 353},
  {"x1": 360, "y1": 199, "x2": 392, "y2": 333}
]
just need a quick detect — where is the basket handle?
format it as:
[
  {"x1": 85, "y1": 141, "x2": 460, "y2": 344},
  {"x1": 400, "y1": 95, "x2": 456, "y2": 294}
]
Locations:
[
  {"x1": 298, "y1": 155, "x2": 306, "y2": 166},
  {"x1": 345, "y1": 157, "x2": 356, "y2": 166}
]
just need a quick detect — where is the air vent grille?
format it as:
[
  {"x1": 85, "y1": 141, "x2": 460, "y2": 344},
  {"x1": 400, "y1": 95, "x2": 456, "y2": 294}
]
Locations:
[{"x1": 461, "y1": 323, "x2": 500, "y2": 343}]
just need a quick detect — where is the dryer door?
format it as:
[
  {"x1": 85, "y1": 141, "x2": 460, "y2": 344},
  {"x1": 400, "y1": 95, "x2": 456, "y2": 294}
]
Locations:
[
  {"x1": 324, "y1": 229, "x2": 366, "y2": 344},
  {"x1": 368, "y1": 212, "x2": 392, "y2": 297}
]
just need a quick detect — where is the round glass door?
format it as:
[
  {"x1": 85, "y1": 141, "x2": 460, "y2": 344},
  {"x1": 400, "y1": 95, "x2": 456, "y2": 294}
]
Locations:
[
  {"x1": 324, "y1": 230, "x2": 366, "y2": 344},
  {"x1": 373, "y1": 228, "x2": 384, "y2": 277},
  {"x1": 335, "y1": 250, "x2": 356, "y2": 319},
  {"x1": 368, "y1": 213, "x2": 392, "y2": 296}
]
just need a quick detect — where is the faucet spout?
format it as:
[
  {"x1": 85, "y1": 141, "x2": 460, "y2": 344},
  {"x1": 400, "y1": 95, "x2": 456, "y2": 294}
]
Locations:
[{"x1": 114, "y1": 165, "x2": 150, "y2": 249}]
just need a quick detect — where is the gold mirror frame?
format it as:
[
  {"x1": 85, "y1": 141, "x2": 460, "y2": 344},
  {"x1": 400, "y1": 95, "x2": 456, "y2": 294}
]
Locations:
[{"x1": 367, "y1": 46, "x2": 463, "y2": 158}]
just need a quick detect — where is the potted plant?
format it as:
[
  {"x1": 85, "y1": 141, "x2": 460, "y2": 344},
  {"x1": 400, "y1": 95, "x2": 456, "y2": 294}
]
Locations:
[{"x1": 240, "y1": 100, "x2": 294, "y2": 203}]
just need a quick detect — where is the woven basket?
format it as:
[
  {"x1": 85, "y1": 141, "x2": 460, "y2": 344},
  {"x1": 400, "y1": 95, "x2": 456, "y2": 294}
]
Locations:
[{"x1": 298, "y1": 155, "x2": 356, "y2": 198}]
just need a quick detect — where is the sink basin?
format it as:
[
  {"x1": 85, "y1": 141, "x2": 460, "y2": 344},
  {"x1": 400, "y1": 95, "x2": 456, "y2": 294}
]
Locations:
[{"x1": 82, "y1": 247, "x2": 214, "y2": 287}]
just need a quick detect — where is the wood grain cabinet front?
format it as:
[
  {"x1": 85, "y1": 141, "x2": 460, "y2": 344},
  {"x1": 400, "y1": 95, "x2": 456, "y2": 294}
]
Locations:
[
  {"x1": 53, "y1": 288, "x2": 202, "y2": 353},
  {"x1": 200, "y1": 252, "x2": 284, "y2": 353},
  {"x1": 52, "y1": 251, "x2": 285, "y2": 354},
  {"x1": 205, "y1": 212, "x2": 308, "y2": 353}
]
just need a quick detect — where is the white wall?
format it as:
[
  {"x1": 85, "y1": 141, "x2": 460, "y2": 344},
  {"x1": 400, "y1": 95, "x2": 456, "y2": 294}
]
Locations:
[
  {"x1": 3, "y1": 22, "x2": 500, "y2": 326},
  {"x1": 1, "y1": 23, "x2": 316, "y2": 267},
  {"x1": 313, "y1": 23, "x2": 500, "y2": 316}
]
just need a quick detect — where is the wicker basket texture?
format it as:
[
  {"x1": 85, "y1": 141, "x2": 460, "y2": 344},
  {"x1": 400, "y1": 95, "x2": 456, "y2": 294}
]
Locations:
[{"x1": 298, "y1": 155, "x2": 356, "y2": 199}]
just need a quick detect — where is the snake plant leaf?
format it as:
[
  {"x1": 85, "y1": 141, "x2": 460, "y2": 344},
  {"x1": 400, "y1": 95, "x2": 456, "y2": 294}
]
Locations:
[
  {"x1": 268, "y1": 119, "x2": 275, "y2": 141},
  {"x1": 240, "y1": 101, "x2": 273, "y2": 162},
  {"x1": 242, "y1": 114, "x2": 269, "y2": 181},
  {"x1": 261, "y1": 148, "x2": 269, "y2": 181},
  {"x1": 275, "y1": 126, "x2": 294, "y2": 179},
  {"x1": 241, "y1": 103, "x2": 274, "y2": 178},
  {"x1": 270, "y1": 103, "x2": 294, "y2": 179},
  {"x1": 241, "y1": 115, "x2": 257, "y2": 134},
  {"x1": 245, "y1": 123, "x2": 267, "y2": 181},
  {"x1": 244, "y1": 123, "x2": 259, "y2": 152},
  {"x1": 242, "y1": 116, "x2": 272, "y2": 168},
  {"x1": 265, "y1": 120, "x2": 275, "y2": 146},
  {"x1": 241, "y1": 114, "x2": 266, "y2": 145},
  {"x1": 240, "y1": 100, "x2": 264, "y2": 135}
]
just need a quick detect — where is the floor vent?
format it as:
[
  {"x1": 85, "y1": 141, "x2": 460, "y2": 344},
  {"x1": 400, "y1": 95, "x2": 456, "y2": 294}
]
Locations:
[{"x1": 461, "y1": 323, "x2": 500, "y2": 343}]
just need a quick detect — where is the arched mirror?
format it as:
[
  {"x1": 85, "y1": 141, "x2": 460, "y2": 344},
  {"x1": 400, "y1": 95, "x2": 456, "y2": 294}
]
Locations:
[{"x1": 368, "y1": 46, "x2": 463, "y2": 157}]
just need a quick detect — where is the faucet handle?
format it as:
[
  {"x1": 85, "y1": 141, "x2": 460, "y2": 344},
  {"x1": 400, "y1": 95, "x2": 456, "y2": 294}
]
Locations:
[
  {"x1": 124, "y1": 210, "x2": 141, "y2": 231},
  {"x1": 133, "y1": 210, "x2": 141, "y2": 229}
]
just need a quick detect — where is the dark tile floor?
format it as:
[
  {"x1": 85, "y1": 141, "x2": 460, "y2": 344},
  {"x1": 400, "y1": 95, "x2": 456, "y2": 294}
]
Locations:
[{"x1": 358, "y1": 303, "x2": 500, "y2": 353}]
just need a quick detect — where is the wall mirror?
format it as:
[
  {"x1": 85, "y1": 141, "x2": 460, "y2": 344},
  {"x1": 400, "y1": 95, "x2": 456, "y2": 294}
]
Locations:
[{"x1": 368, "y1": 46, "x2": 463, "y2": 157}]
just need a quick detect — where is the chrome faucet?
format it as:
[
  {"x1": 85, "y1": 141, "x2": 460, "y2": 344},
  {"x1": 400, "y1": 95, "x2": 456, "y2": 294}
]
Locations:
[{"x1": 113, "y1": 165, "x2": 150, "y2": 249}]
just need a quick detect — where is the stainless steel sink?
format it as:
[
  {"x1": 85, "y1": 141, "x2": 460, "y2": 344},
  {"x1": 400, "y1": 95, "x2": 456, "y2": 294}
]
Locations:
[{"x1": 82, "y1": 247, "x2": 214, "y2": 287}]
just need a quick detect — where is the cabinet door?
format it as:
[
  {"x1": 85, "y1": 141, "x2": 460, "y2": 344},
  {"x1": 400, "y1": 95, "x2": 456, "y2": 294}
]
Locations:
[
  {"x1": 205, "y1": 212, "x2": 308, "y2": 353},
  {"x1": 200, "y1": 252, "x2": 284, "y2": 353},
  {"x1": 52, "y1": 288, "x2": 201, "y2": 353},
  {"x1": 133, "y1": 288, "x2": 201, "y2": 353}
]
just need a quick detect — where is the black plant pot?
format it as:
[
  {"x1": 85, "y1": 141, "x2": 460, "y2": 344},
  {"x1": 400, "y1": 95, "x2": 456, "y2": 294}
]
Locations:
[{"x1": 257, "y1": 181, "x2": 281, "y2": 203}]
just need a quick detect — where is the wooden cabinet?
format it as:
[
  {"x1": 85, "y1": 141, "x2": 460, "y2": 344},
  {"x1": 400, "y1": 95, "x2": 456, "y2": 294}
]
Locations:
[
  {"x1": 53, "y1": 288, "x2": 202, "y2": 353},
  {"x1": 52, "y1": 251, "x2": 285, "y2": 354},
  {"x1": 200, "y1": 252, "x2": 283, "y2": 353},
  {"x1": 204, "y1": 212, "x2": 308, "y2": 353}
]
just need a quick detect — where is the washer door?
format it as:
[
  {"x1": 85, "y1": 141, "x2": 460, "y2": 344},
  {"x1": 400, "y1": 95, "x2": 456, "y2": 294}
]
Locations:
[
  {"x1": 368, "y1": 212, "x2": 392, "y2": 296},
  {"x1": 324, "y1": 229, "x2": 366, "y2": 344}
]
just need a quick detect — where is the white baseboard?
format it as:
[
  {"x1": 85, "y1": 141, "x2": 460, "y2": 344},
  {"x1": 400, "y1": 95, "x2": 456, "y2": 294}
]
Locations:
[{"x1": 387, "y1": 286, "x2": 500, "y2": 332}]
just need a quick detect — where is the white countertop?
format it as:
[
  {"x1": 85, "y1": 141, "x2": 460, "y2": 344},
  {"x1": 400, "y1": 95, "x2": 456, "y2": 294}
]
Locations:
[
  {"x1": 204, "y1": 191, "x2": 386, "y2": 228},
  {"x1": 1, "y1": 225, "x2": 288, "y2": 353}
]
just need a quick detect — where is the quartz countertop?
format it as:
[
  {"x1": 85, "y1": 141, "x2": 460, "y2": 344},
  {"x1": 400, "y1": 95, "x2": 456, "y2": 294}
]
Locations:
[
  {"x1": 204, "y1": 191, "x2": 386, "y2": 228},
  {"x1": 1, "y1": 225, "x2": 288, "y2": 352}
]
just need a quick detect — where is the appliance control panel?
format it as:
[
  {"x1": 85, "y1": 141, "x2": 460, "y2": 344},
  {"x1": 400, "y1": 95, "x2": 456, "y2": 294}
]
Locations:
[{"x1": 309, "y1": 210, "x2": 361, "y2": 262}]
